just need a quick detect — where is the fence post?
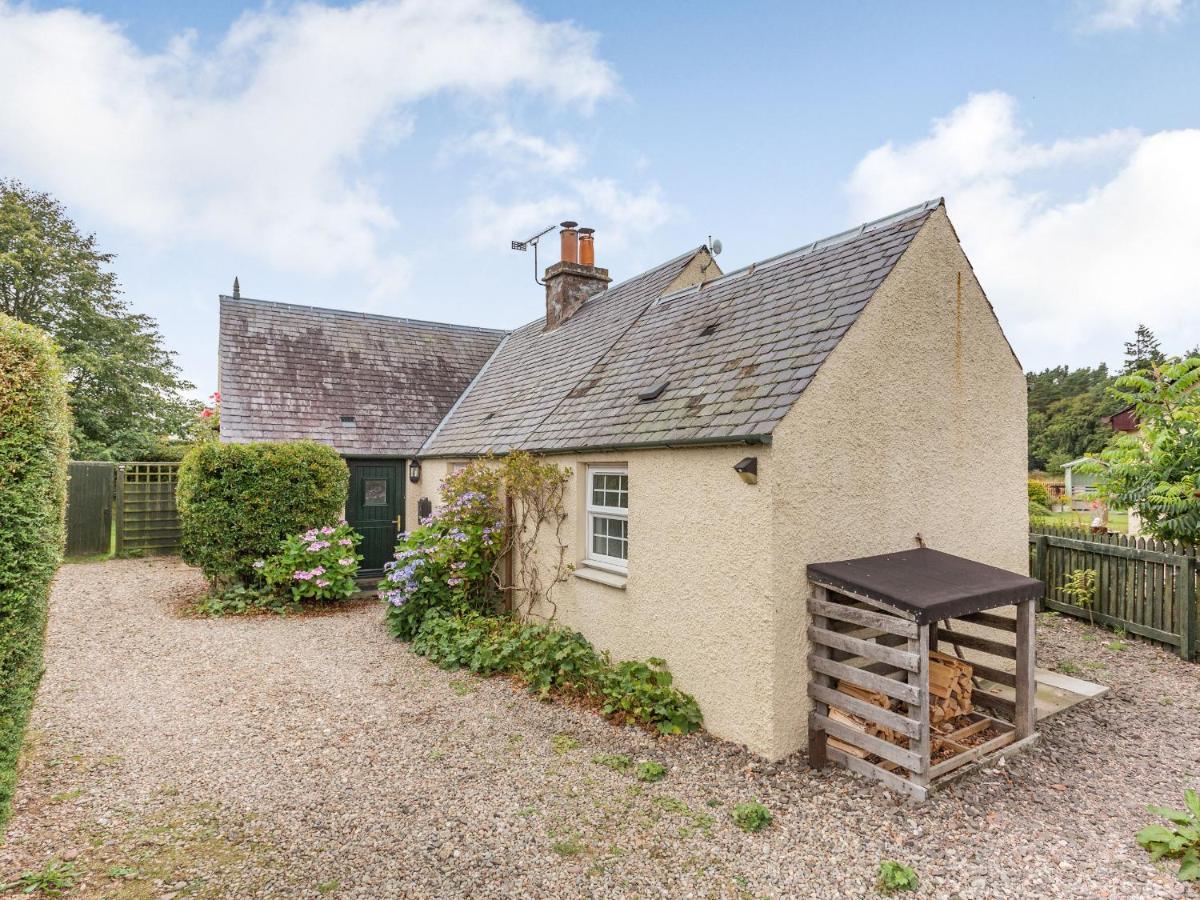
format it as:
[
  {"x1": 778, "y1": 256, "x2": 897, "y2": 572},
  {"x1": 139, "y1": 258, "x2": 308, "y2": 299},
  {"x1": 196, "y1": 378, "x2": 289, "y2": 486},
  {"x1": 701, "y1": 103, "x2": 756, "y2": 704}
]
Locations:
[
  {"x1": 115, "y1": 464, "x2": 126, "y2": 556},
  {"x1": 1035, "y1": 534, "x2": 1050, "y2": 610},
  {"x1": 1179, "y1": 555, "x2": 1197, "y2": 662}
]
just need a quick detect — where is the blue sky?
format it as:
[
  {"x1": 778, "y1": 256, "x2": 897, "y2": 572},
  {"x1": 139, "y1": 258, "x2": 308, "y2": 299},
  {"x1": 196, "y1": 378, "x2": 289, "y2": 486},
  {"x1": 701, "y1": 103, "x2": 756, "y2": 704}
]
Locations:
[{"x1": 2, "y1": 0, "x2": 1198, "y2": 397}]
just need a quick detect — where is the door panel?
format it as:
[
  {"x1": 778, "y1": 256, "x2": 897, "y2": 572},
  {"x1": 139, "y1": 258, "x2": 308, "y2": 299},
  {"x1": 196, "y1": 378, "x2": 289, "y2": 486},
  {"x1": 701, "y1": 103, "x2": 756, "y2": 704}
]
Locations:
[{"x1": 346, "y1": 459, "x2": 405, "y2": 575}]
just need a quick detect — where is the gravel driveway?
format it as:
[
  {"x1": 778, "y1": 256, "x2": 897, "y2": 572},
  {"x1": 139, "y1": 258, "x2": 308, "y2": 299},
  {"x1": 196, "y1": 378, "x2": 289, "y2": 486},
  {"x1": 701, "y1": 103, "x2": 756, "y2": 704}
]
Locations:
[{"x1": 2, "y1": 557, "x2": 1198, "y2": 898}]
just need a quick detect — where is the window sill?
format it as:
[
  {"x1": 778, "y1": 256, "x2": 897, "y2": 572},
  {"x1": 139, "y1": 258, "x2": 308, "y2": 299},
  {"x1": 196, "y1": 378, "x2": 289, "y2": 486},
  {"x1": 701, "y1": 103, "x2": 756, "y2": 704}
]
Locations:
[{"x1": 574, "y1": 564, "x2": 627, "y2": 590}]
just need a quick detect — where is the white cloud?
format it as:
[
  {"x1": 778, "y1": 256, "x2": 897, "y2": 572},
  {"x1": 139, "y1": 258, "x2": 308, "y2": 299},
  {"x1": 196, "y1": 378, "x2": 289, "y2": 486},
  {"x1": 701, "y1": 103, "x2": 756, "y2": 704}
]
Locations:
[
  {"x1": 847, "y1": 91, "x2": 1200, "y2": 370},
  {"x1": 457, "y1": 121, "x2": 584, "y2": 175},
  {"x1": 1080, "y1": 0, "x2": 1183, "y2": 30},
  {"x1": 0, "y1": 0, "x2": 617, "y2": 298}
]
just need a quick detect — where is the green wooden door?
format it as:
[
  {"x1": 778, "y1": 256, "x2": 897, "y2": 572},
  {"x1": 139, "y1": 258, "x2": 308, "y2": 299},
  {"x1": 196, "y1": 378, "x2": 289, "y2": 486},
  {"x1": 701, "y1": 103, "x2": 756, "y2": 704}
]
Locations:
[{"x1": 346, "y1": 459, "x2": 405, "y2": 575}]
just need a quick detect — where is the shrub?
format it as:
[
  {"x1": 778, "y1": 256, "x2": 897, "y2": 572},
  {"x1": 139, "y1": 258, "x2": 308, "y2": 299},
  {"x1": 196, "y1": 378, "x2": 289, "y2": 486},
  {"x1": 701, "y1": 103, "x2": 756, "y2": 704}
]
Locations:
[
  {"x1": 176, "y1": 441, "x2": 348, "y2": 586},
  {"x1": 598, "y1": 658, "x2": 704, "y2": 736},
  {"x1": 0, "y1": 315, "x2": 71, "y2": 828},
  {"x1": 1136, "y1": 789, "x2": 1200, "y2": 882},
  {"x1": 381, "y1": 468, "x2": 504, "y2": 639},
  {"x1": 261, "y1": 521, "x2": 363, "y2": 602},
  {"x1": 192, "y1": 584, "x2": 295, "y2": 617},
  {"x1": 1028, "y1": 479, "x2": 1052, "y2": 509},
  {"x1": 877, "y1": 860, "x2": 919, "y2": 893},
  {"x1": 731, "y1": 799, "x2": 773, "y2": 833},
  {"x1": 407, "y1": 612, "x2": 703, "y2": 736}
]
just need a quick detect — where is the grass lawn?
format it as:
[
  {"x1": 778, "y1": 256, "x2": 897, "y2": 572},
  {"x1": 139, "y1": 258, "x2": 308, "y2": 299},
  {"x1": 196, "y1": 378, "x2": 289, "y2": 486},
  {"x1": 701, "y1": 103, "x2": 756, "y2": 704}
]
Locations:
[{"x1": 1036, "y1": 508, "x2": 1129, "y2": 533}]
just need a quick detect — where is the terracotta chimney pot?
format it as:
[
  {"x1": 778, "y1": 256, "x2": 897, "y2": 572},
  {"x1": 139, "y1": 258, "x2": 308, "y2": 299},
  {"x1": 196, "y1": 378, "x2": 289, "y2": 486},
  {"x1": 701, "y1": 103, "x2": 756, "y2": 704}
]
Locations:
[
  {"x1": 578, "y1": 227, "x2": 595, "y2": 266},
  {"x1": 559, "y1": 221, "x2": 579, "y2": 264}
]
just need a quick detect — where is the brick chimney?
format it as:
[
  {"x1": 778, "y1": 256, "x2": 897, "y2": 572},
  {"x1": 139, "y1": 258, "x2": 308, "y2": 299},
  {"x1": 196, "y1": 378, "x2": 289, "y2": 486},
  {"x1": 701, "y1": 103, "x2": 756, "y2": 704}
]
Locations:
[{"x1": 544, "y1": 221, "x2": 610, "y2": 331}]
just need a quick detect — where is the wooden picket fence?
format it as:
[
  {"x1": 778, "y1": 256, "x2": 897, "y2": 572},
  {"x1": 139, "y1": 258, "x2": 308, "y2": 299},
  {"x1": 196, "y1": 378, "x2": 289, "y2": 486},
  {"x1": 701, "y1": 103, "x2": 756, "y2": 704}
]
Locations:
[
  {"x1": 1029, "y1": 526, "x2": 1198, "y2": 660},
  {"x1": 115, "y1": 462, "x2": 182, "y2": 555}
]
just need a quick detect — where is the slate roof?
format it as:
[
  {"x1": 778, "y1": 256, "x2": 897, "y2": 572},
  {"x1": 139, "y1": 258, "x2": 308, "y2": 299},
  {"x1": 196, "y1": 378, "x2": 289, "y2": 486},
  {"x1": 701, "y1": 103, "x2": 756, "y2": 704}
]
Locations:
[
  {"x1": 219, "y1": 297, "x2": 505, "y2": 456},
  {"x1": 421, "y1": 199, "x2": 941, "y2": 457}
]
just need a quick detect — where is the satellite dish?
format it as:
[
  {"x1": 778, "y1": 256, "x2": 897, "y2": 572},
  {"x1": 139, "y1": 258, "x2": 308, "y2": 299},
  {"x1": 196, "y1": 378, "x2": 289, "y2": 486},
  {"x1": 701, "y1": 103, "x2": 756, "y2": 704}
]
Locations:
[{"x1": 709, "y1": 237, "x2": 723, "y2": 256}]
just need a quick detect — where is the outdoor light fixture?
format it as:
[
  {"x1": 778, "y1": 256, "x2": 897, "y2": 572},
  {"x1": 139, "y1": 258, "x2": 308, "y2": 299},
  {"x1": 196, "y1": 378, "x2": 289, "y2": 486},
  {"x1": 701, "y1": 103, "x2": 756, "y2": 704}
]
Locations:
[
  {"x1": 408, "y1": 459, "x2": 422, "y2": 484},
  {"x1": 734, "y1": 456, "x2": 758, "y2": 485}
]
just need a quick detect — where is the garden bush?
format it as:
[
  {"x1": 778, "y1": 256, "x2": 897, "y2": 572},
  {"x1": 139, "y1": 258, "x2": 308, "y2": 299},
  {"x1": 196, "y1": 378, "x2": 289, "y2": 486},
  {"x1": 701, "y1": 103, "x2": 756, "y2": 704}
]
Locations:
[
  {"x1": 0, "y1": 315, "x2": 71, "y2": 827},
  {"x1": 260, "y1": 521, "x2": 363, "y2": 602},
  {"x1": 176, "y1": 440, "x2": 348, "y2": 586},
  {"x1": 381, "y1": 464, "x2": 504, "y2": 639},
  {"x1": 408, "y1": 611, "x2": 702, "y2": 735}
]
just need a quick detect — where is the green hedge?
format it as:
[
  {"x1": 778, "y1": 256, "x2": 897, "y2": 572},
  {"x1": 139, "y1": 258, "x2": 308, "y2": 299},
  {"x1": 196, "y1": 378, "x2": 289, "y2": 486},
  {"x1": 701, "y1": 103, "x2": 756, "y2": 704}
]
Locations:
[
  {"x1": 176, "y1": 440, "x2": 348, "y2": 586},
  {"x1": 0, "y1": 314, "x2": 71, "y2": 828}
]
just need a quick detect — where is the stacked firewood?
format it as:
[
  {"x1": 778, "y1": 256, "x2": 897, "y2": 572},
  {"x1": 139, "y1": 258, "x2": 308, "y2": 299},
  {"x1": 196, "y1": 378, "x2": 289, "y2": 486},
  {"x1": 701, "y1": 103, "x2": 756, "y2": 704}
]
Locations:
[
  {"x1": 928, "y1": 650, "x2": 973, "y2": 723},
  {"x1": 825, "y1": 651, "x2": 976, "y2": 757},
  {"x1": 826, "y1": 681, "x2": 900, "y2": 758}
]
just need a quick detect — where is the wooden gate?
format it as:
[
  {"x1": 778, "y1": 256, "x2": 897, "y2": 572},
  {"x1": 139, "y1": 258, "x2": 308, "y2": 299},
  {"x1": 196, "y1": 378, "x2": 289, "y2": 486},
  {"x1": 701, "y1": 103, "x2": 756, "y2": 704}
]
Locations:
[
  {"x1": 66, "y1": 461, "x2": 115, "y2": 556},
  {"x1": 116, "y1": 462, "x2": 182, "y2": 555}
]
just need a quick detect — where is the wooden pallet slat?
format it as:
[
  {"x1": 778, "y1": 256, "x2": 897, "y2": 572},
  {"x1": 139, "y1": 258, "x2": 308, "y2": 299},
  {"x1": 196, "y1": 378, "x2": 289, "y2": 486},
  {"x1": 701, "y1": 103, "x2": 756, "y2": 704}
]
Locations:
[{"x1": 807, "y1": 625, "x2": 922, "y2": 672}]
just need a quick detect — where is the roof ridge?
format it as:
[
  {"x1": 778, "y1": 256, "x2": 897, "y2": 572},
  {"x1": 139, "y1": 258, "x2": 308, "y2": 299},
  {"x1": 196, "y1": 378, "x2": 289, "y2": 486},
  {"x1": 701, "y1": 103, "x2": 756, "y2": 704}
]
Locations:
[
  {"x1": 219, "y1": 294, "x2": 509, "y2": 335},
  {"x1": 656, "y1": 198, "x2": 942, "y2": 303}
]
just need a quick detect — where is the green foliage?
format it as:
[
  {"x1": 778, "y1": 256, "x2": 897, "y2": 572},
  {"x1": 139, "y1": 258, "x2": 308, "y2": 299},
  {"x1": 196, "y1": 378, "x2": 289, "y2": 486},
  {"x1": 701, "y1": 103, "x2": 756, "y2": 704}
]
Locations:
[
  {"x1": 1090, "y1": 356, "x2": 1200, "y2": 543},
  {"x1": 0, "y1": 314, "x2": 70, "y2": 829},
  {"x1": 1124, "y1": 323, "x2": 1165, "y2": 375},
  {"x1": 381, "y1": 463, "x2": 504, "y2": 639},
  {"x1": 1028, "y1": 479, "x2": 1052, "y2": 508},
  {"x1": 636, "y1": 761, "x2": 667, "y2": 783},
  {"x1": 1136, "y1": 789, "x2": 1200, "y2": 882},
  {"x1": 0, "y1": 180, "x2": 198, "y2": 459},
  {"x1": 261, "y1": 522, "x2": 363, "y2": 603},
  {"x1": 1026, "y1": 364, "x2": 1121, "y2": 471},
  {"x1": 597, "y1": 658, "x2": 704, "y2": 736},
  {"x1": 592, "y1": 753, "x2": 632, "y2": 773},
  {"x1": 192, "y1": 584, "x2": 296, "y2": 617},
  {"x1": 2, "y1": 858, "x2": 79, "y2": 896},
  {"x1": 408, "y1": 612, "x2": 703, "y2": 736},
  {"x1": 176, "y1": 440, "x2": 348, "y2": 586},
  {"x1": 877, "y1": 859, "x2": 919, "y2": 893},
  {"x1": 731, "y1": 799, "x2": 773, "y2": 833},
  {"x1": 1058, "y1": 569, "x2": 1098, "y2": 624}
]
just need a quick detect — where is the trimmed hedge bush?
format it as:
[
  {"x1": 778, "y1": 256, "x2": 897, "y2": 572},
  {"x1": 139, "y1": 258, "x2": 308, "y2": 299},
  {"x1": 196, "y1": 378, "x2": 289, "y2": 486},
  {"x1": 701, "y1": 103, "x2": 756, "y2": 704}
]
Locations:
[
  {"x1": 0, "y1": 314, "x2": 71, "y2": 828},
  {"x1": 177, "y1": 441, "x2": 348, "y2": 586}
]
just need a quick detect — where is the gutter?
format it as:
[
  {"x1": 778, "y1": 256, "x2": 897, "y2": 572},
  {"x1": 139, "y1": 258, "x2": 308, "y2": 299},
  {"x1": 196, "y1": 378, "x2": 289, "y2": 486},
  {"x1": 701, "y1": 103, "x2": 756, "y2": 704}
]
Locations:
[{"x1": 418, "y1": 432, "x2": 772, "y2": 460}]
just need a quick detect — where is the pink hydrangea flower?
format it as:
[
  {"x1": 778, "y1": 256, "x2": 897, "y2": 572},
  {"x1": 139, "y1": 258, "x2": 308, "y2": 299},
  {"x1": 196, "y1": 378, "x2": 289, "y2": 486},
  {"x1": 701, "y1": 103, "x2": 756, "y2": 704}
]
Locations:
[
  {"x1": 338, "y1": 538, "x2": 353, "y2": 546},
  {"x1": 338, "y1": 558, "x2": 354, "y2": 566},
  {"x1": 316, "y1": 579, "x2": 330, "y2": 587}
]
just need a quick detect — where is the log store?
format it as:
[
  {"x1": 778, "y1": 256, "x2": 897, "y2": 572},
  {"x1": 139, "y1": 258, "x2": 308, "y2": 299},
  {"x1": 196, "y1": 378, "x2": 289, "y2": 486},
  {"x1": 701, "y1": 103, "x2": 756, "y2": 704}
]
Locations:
[{"x1": 806, "y1": 548, "x2": 1044, "y2": 801}]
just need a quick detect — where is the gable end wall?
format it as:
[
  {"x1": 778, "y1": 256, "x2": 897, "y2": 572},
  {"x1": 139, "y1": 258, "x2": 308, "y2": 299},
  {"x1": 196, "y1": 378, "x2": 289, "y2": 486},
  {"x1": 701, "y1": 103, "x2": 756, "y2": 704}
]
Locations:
[{"x1": 766, "y1": 206, "x2": 1028, "y2": 758}]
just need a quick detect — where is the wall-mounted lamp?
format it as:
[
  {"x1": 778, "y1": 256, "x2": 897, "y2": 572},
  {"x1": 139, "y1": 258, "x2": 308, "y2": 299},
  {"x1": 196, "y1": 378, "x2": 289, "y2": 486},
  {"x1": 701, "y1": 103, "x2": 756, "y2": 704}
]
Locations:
[
  {"x1": 408, "y1": 459, "x2": 422, "y2": 484},
  {"x1": 734, "y1": 456, "x2": 758, "y2": 485}
]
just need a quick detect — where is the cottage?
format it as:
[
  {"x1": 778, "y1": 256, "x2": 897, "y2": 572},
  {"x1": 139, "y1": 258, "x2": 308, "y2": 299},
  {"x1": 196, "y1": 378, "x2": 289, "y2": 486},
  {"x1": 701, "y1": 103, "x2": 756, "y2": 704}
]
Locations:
[
  {"x1": 415, "y1": 200, "x2": 1028, "y2": 760},
  {"x1": 219, "y1": 199, "x2": 1029, "y2": 762},
  {"x1": 217, "y1": 295, "x2": 505, "y2": 573}
]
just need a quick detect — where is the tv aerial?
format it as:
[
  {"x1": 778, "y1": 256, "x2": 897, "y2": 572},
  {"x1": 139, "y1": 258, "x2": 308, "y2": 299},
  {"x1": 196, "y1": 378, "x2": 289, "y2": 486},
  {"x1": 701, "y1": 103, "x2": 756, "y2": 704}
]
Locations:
[
  {"x1": 707, "y1": 235, "x2": 723, "y2": 256},
  {"x1": 511, "y1": 223, "x2": 557, "y2": 285}
]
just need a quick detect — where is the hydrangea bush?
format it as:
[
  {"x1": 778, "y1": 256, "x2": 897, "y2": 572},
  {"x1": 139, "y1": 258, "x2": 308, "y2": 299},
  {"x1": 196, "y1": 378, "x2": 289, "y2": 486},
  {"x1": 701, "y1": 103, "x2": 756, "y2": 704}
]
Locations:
[
  {"x1": 262, "y1": 521, "x2": 363, "y2": 603},
  {"x1": 381, "y1": 464, "x2": 505, "y2": 639}
]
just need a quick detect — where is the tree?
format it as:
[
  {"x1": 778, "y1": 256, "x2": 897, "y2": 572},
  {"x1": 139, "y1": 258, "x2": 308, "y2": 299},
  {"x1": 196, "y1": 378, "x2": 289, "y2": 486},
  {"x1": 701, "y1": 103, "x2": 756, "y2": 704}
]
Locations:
[
  {"x1": 1026, "y1": 364, "x2": 1120, "y2": 471},
  {"x1": 0, "y1": 180, "x2": 197, "y2": 459},
  {"x1": 1123, "y1": 323, "x2": 1165, "y2": 375},
  {"x1": 1090, "y1": 356, "x2": 1200, "y2": 543}
]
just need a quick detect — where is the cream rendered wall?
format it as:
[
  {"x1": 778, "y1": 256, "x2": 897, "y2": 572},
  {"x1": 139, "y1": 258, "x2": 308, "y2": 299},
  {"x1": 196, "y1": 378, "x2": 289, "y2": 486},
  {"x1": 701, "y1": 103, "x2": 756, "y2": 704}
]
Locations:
[
  {"x1": 407, "y1": 450, "x2": 779, "y2": 754},
  {"x1": 767, "y1": 206, "x2": 1028, "y2": 759},
  {"x1": 521, "y1": 445, "x2": 777, "y2": 755}
]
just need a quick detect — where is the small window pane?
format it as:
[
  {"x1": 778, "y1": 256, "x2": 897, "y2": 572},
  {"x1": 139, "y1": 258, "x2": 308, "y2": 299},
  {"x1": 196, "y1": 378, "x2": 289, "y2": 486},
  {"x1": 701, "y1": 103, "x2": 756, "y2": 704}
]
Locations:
[{"x1": 364, "y1": 478, "x2": 387, "y2": 506}]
